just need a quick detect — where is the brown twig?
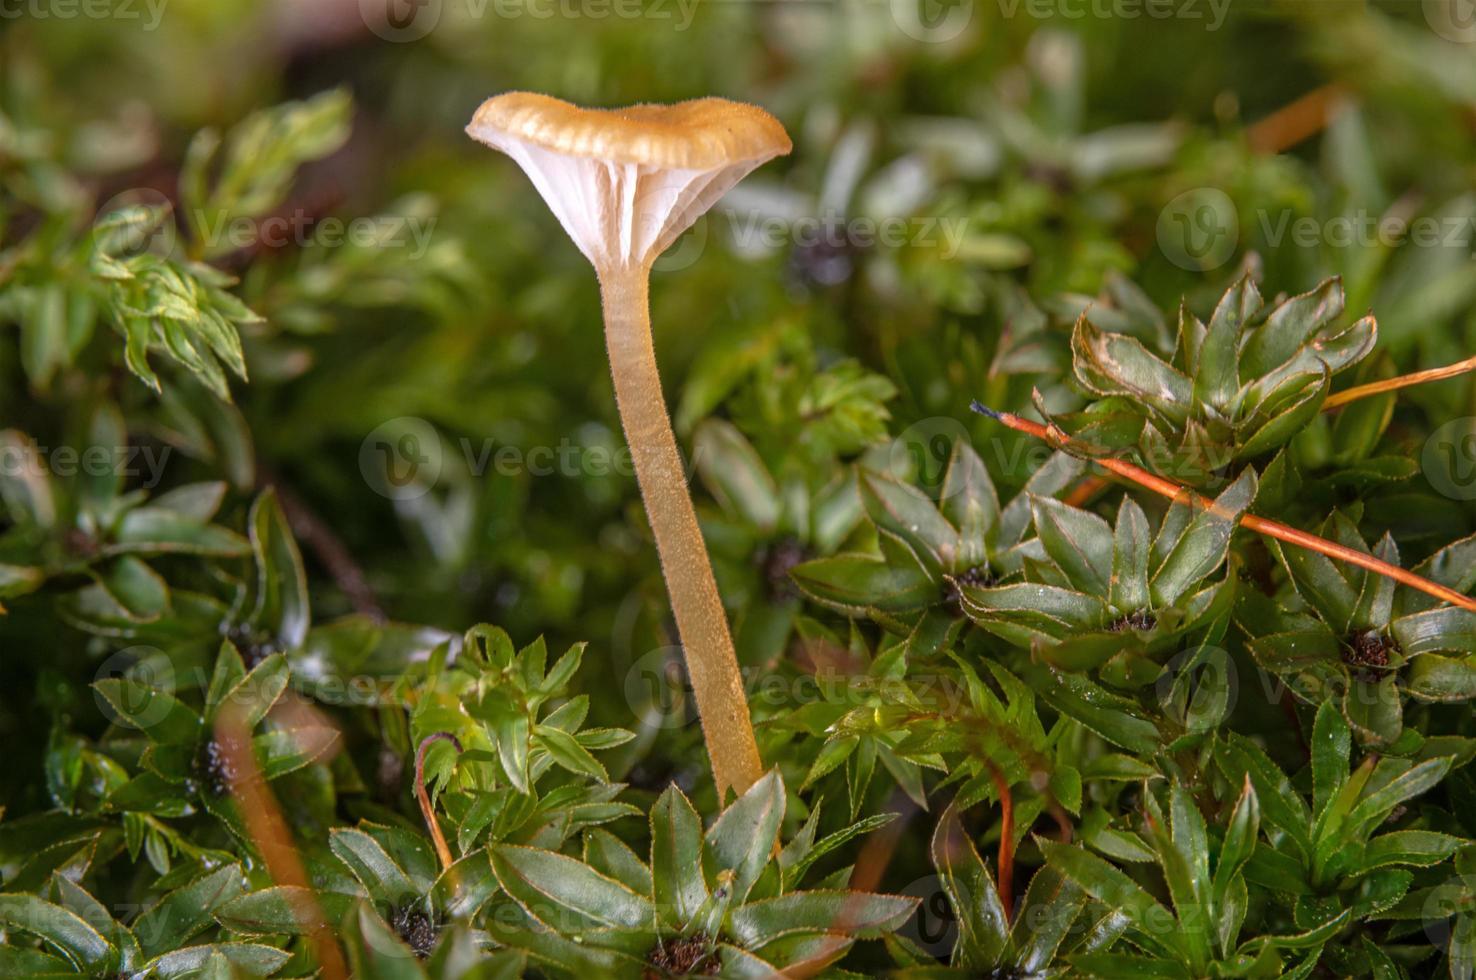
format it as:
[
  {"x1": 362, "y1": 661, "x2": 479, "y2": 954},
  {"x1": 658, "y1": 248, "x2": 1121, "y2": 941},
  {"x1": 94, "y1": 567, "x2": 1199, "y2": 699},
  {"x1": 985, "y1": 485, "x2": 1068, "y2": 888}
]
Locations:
[
  {"x1": 414, "y1": 732, "x2": 463, "y2": 872},
  {"x1": 1323, "y1": 354, "x2": 1476, "y2": 411},
  {"x1": 1247, "y1": 83, "x2": 1347, "y2": 155},
  {"x1": 215, "y1": 706, "x2": 349, "y2": 980},
  {"x1": 972, "y1": 403, "x2": 1476, "y2": 613},
  {"x1": 262, "y1": 470, "x2": 385, "y2": 621}
]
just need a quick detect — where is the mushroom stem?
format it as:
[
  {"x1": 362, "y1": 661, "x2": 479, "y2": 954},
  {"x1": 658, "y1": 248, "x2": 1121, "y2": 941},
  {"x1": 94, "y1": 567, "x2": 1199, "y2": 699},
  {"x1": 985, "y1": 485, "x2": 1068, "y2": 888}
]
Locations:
[{"x1": 599, "y1": 266, "x2": 764, "y2": 799}]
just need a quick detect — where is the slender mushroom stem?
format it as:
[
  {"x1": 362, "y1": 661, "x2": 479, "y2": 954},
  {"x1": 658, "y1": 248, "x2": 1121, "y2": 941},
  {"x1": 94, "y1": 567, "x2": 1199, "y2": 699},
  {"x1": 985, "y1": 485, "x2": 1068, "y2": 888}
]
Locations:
[
  {"x1": 599, "y1": 265, "x2": 764, "y2": 799},
  {"x1": 1322, "y1": 354, "x2": 1476, "y2": 411},
  {"x1": 972, "y1": 402, "x2": 1476, "y2": 614}
]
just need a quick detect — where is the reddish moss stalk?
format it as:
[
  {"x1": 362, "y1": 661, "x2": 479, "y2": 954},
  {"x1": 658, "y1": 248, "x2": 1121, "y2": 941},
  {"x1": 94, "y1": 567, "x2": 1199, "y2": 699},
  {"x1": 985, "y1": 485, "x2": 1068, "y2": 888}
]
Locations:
[
  {"x1": 973, "y1": 403, "x2": 1476, "y2": 614},
  {"x1": 415, "y1": 732, "x2": 463, "y2": 872},
  {"x1": 988, "y1": 763, "x2": 1016, "y2": 922},
  {"x1": 1323, "y1": 354, "x2": 1476, "y2": 410}
]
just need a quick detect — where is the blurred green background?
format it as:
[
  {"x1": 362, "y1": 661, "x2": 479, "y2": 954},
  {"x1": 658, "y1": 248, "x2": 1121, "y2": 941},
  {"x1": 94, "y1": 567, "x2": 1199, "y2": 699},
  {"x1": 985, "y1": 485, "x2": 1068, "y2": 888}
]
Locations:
[{"x1": 3, "y1": 0, "x2": 1476, "y2": 801}]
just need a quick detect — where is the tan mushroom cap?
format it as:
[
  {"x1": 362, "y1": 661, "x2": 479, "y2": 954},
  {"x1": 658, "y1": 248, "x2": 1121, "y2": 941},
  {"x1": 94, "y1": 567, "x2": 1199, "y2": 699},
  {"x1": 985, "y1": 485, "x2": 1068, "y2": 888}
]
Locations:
[{"x1": 466, "y1": 92, "x2": 791, "y2": 171}]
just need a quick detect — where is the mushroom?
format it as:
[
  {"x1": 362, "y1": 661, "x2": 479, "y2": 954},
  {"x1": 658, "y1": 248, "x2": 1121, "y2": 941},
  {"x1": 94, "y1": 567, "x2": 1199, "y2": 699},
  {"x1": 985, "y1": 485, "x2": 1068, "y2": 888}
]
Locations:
[{"x1": 466, "y1": 92, "x2": 791, "y2": 798}]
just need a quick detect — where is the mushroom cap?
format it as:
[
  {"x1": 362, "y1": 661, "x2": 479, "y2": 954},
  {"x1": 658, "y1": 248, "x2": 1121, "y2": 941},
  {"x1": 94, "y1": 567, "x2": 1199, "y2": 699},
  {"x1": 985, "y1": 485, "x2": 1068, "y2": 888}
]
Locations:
[
  {"x1": 467, "y1": 92, "x2": 791, "y2": 171},
  {"x1": 467, "y1": 92, "x2": 791, "y2": 272}
]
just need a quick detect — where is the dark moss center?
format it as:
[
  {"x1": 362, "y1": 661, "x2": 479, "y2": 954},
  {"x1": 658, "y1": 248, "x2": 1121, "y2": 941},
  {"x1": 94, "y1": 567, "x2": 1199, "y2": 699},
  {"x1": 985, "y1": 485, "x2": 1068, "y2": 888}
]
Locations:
[
  {"x1": 1108, "y1": 610, "x2": 1157, "y2": 632},
  {"x1": 197, "y1": 738, "x2": 238, "y2": 797},
  {"x1": 390, "y1": 903, "x2": 439, "y2": 959},
  {"x1": 943, "y1": 565, "x2": 995, "y2": 613},
  {"x1": 644, "y1": 934, "x2": 718, "y2": 978},
  {"x1": 1344, "y1": 629, "x2": 1396, "y2": 680}
]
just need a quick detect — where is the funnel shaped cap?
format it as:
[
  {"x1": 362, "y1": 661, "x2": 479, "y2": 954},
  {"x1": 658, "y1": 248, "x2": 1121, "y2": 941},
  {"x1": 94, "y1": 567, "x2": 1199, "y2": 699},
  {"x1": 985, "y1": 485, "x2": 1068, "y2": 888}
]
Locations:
[{"x1": 467, "y1": 92, "x2": 791, "y2": 271}]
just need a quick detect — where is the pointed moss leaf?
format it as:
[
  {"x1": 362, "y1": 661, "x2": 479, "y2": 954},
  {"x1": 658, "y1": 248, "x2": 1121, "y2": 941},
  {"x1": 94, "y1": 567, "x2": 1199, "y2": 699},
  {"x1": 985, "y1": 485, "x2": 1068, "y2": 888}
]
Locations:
[
  {"x1": 0, "y1": 894, "x2": 115, "y2": 970},
  {"x1": 248, "y1": 489, "x2": 310, "y2": 649},
  {"x1": 1149, "y1": 468, "x2": 1254, "y2": 608},
  {"x1": 650, "y1": 784, "x2": 709, "y2": 930},
  {"x1": 931, "y1": 804, "x2": 1008, "y2": 968},
  {"x1": 1031, "y1": 496, "x2": 1112, "y2": 596},
  {"x1": 1405, "y1": 654, "x2": 1476, "y2": 702},
  {"x1": 1215, "y1": 735, "x2": 1311, "y2": 859},
  {"x1": 330, "y1": 828, "x2": 419, "y2": 906},
  {"x1": 1071, "y1": 315, "x2": 1192, "y2": 426},
  {"x1": 1195, "y1": 274, "x2": 1259, "y2": 411},
  {"x1": 1342, "y1": 674, "x2": 1402, "y2": 747},
  {"x1": 489, "y1": 845, "x2": 654, "y2": 931},
  {"x1": 214, "y1": 886, "x2": 354, "y2": 935},
  {"x1": 133, "y1": 865, "x2": 245, "y2": 957},
  {"x1": 693, "y1": 419, "x2": 780, "y2": 532},
  {"x1": 583, "y1": 830, "x2": 652, "y2": 898},
  {"x1": 142, "y1": 943, "x2": 291, "y2": 979},
  {"x1": 861, "y1": 469, "x2": 958, "y2": 578},
  {"x1": 789, "y1": 555, "x2": 936, "y2": 613},
  {"x1": 348, "y1": 904, "x2": 431, "y2": 980},
  {"x1": 705, "y1": 769, "x2": 785, "y2": 904},
  {"x1": 727, "y1": 891, "x2": 917, "y2": 947},
  {"x1": 1240, "y1": 278, "x2": 1346, "y2": 379},
  {"x1": 1039, "y1": 840, "x2": 1178, "y2": 959},
  {"x1": 1214, "y1": 778, "x2": 1260, "y2": 908},
  {"x1": 92, "y1": 678, "x2": 202, "y2": 746},
  {"x1": 1109, "y1": 496, "x2": 1151, "y2": 614},
  {"x1": 1310, "y1": 700, "x2": 1351, "y2": 821},
  {"x1": 1392, "y1": 607, "x2": 1476, "y2": 657},
  {"x1": 941, "y1": 440, "x2": 1000, "y2": 564}
]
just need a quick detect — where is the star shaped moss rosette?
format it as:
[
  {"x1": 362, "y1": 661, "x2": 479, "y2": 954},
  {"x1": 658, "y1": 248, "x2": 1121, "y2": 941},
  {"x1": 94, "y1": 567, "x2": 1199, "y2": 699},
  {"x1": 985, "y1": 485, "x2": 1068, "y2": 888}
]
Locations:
[
  {"x1": 956, "y1": 469, "x2": 1256, "y2": 687},
  {"x1": 1061, "y1": 275, "x2": 1375, "y2": 487},
  {"x1": 790, "y1": 439, "x2": 1086, "y2": 655},
  {"x1": 480, "y1": 769, "x2": 916, "y2": 977},
  {"x1": 1238, "y1": 514, "x2": 1476, "y2": 747}
]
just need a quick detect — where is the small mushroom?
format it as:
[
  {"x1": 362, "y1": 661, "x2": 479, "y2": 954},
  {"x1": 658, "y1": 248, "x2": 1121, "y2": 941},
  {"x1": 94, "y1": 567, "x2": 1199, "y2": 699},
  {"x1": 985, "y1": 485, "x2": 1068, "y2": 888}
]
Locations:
[{"x1": 467, "y1": 92, "x2": 791, "y2": 797}]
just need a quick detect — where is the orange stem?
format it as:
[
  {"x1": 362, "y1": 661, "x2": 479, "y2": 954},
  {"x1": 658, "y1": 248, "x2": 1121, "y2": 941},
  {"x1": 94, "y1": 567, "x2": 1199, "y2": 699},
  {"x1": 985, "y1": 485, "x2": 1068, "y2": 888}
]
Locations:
[
  {"x1": 415, "y1": 733, "x2": 462, "y2": 872},
  {"x1": 972, "y1": 403, "x2": 1476, "y2": 613},
  {"x1": 1247, "y1": 83, "x2": 1347, "y2": 155},
  {"x1": 1323, "y1": 354, "x2": 1476, "y2": 410},
  {"x1": 988, "y1": 763, "x2": 1015, "y2": 922},
  {"x1": 215, "y1": 707, "x2": 348, "y2": 980}
]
